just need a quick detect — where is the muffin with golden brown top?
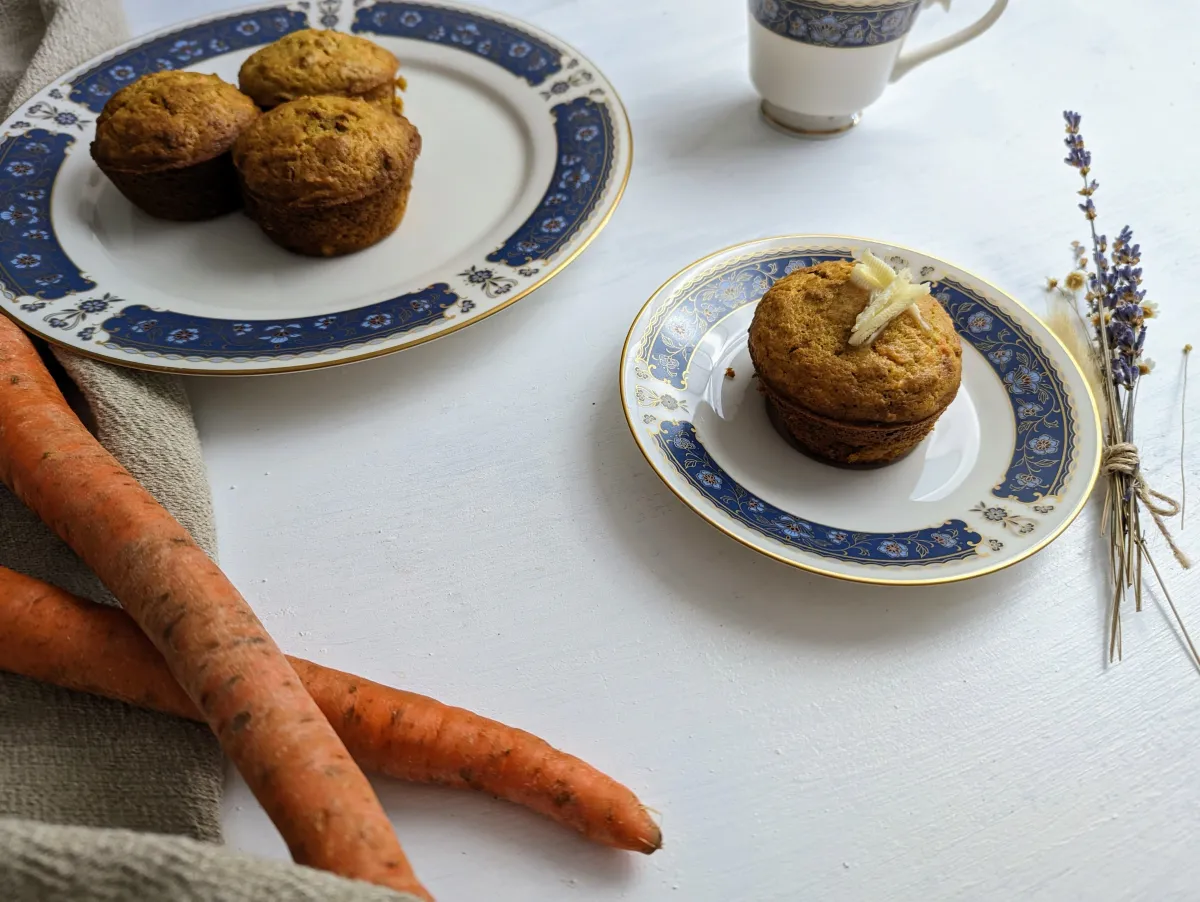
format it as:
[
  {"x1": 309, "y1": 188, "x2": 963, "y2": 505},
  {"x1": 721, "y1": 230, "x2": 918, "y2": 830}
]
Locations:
[
  {"x1": 238, "y1": 29, "x2": 403, "y2": 111},
  {"x1": 748, "y1": 258, "x2": 962, "y2": 466},
  {"x1": 90, "y1": 71, "x2": 259, "y2": 221},
  {"x1": 233, "y1": 95, "x2": 421, "y2": 257}
]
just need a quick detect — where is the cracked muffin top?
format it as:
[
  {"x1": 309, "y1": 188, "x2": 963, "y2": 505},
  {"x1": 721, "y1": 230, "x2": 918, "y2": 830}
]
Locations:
[
  {"x1": 232, "y1": 95, "x2": 419, "y2": 206},
  {"x1": 748, "y1": 259, "x2": 962, "y2": 424},
  {"x1": 91, "y1": 71, "x2": 259, "y2": 171},
  {"x1": 238, "y1": 29, "x2": 399, "y2": 109}
]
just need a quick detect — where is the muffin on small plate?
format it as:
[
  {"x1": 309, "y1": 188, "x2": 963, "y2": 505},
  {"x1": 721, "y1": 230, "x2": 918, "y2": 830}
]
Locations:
[
  {"x1": 90, "y1": 71, "x2": 259, "y2": 221},
  {"x1": 748, "y1": 256, "x2": 962, "y2": 467},
  {"x1": 233, "y1": 95, "x2": 421, "y2": 257},
  {"x1": 238, "y1": 29, "x2": 404, "y2": 112}
]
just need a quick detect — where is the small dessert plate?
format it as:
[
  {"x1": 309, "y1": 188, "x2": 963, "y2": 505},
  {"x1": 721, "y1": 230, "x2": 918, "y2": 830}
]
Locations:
[
  {"x1": 620, "y1": 236, "x2": 1102, "y2": 585},
  {"x1": 0, "y1": 1, "x2": 629, "y2": 374}
]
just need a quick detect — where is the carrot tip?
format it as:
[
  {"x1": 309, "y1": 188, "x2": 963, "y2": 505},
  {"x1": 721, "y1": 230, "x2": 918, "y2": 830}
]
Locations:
[{"x1": 638, "y1": 805, "x2": 664, "y2": 853}]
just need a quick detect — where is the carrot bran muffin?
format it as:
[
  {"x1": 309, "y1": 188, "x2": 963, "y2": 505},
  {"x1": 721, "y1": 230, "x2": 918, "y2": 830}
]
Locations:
[
  {"x1": 90, "y1": 71, "x2": 260, "y2": 221},
  {"x1": 232, "y1": 95, "x2": 421, "y2": 257},
  {"x1": 748, "y1": 259, "x2": 963, "y2": 467},
  {"x1": 237, "y1": 29, "x2": 404, "y2": 112}
]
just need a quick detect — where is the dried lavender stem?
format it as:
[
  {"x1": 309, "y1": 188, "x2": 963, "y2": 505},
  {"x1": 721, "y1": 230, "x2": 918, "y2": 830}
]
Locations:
[
  {"x1": 1183, "y1": 345, "x2": 1191, "y2": 528},
  {"x1": 1135, "y1": 511, "x2": 1144, "y2": 612},
  {"x1": 1063, "y1": 110, "x2": 1192, "y2": 665},
  {"x1": 1110, "y1": 582, "x2": 1122, "y2": 661},
  {"x1": 1129, "y1": 480, "x2": 1140, "y2": 607},
  {"x1": 1142, "y1": 542, "x2": 1200, "y2": 672}
]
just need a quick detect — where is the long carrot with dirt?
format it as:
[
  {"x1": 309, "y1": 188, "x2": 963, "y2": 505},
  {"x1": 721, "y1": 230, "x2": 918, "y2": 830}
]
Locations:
[
  {"x1": 0, "y1": 318, "x2": 431, "y2": 900},
  {"x1": 0, "y1": 564, "x2": 662, "y2": 854}
]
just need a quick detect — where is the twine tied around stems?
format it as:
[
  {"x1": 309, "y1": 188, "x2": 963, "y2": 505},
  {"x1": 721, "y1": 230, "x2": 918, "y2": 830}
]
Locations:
[{"x1": 1101, "y1": 442, "x2": 1191, "y2": 569}]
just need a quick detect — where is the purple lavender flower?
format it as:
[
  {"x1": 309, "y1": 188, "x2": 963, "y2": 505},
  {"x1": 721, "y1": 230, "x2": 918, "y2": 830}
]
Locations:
[
  {"x1": 1107, "y1": 320, "x2": 1136, "y2": 349},
  {"x1": 1114, "y1": 225, "x2": 1136, "y2": 257},
  {"x1": 1062, "y1": 111, "x2": 1150, "y2": 388},
  {"x1": 1112, "y1": 304, "x2": 1142, "y2": 323},
  {"x1": 1063, "y1": 112, "x2": 1091, "y2": 171},
  {"x1": 1111, "y1": 357, "x2": 1138, "y2": 386},
  {"x1": 1064, "y1": 138, "x2": 1091, "y2": 172}
]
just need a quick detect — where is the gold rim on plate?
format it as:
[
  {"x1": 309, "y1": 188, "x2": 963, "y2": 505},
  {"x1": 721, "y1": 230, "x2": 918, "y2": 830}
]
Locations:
[
  {"x1": 619, "y1": 234, "x2": 1102, "y2": 587},
  {"x1": 1, "y1": 1, "x2": 633, "y2": 377}
]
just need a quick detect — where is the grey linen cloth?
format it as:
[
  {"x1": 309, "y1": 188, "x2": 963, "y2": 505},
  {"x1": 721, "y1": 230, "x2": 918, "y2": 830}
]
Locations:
[
  {"x1": 0, "y1": 0, "x2": 226, "y2": 846},
  {"x1": 0, "y1": 3, "x2": 416, "y2": 899}
]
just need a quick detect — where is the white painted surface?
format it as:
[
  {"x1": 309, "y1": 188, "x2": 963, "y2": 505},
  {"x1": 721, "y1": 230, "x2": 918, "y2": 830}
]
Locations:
[{"x1": 117, "y1": 1, "x2": 1200, "y2": 899}]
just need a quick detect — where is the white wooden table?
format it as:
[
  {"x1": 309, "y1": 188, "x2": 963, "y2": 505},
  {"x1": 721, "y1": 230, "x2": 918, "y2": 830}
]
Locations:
[{"x1": 119, "y1": 1, "x2": 1200, "y2": 899}]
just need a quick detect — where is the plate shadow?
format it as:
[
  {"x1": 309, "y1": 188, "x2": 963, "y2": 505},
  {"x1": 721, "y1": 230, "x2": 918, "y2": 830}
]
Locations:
[{"x1": 587, "y1": 364, "x2": 1012, "y2": 650}]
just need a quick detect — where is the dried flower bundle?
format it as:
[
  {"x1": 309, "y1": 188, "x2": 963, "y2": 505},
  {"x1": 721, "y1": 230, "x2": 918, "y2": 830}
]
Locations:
[{"x1": 1048, "y1": 111, "x2": 1196, "y2": 666}]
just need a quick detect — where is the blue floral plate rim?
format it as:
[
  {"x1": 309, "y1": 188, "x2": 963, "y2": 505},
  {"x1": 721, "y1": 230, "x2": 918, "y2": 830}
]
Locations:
[
  {"x1": 0, "y1": 0, "x2": 632, "y2": 375},
  {"x1": 619, "y1": 234, "x2": 1102, "y2": 587}
]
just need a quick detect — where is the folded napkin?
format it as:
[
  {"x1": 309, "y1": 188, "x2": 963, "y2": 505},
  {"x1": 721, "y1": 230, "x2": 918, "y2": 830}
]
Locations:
[
  {"x1": 0, "y1": 4, "x2": 415, "y2": 899},
  {"x1": 0, "y1": 821, "x2": 412, "y2": 902}
]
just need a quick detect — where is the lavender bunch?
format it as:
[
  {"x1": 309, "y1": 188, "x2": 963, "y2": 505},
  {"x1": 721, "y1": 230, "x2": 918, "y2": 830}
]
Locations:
[
  {"x1": 1052, "y1": 111, "x2": 1194, "y2": 666},
  {"x1": 1064, "y1": 112, "x2": 1154, "y2": 391}
]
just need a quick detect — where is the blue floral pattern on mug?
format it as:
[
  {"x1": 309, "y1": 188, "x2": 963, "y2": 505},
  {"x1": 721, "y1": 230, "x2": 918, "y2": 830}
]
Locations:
[
  {"x1": 354, "y1": 2, "x2": 562, "y2": 85},
  {"x1": 655, "y1": 421, "x2": 980, "y2": 565},
  {"x1": 750, "y1": 0, "x2": 922, "y2": 48},
  {"x1": 0, "y1": 130, "x2": 94, "y2": 300},
  {"x1": 68, "y1": 8, "x2": 306, "y2": 112}
]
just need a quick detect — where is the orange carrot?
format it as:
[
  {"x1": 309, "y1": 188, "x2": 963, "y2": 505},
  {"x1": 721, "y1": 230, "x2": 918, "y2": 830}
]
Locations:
[
  {"x1": 0, "y1": 564, "x2": 662, "y2": 854},
  {"x1": 0, "y1": 318, "x2": 431, "y2": 900}
]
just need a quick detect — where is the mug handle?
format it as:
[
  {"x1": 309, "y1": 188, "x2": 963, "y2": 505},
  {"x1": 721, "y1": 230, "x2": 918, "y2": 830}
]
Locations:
[{"x1": 889, "y1": 0, "x2": 1009, "y2": 82}]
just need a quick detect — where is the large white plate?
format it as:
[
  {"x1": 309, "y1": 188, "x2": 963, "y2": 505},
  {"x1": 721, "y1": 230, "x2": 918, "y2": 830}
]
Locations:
[
  {"x1": 620, "y1": 236, "x2": 1102, "y2": 586},
  {"x1": 0, "y1": 1, "x2": 630, "y2": 374}
]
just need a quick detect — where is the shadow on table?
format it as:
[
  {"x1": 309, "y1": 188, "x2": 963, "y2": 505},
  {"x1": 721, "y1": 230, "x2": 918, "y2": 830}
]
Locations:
[
  {"x1": 586, "y1": 378, "x2": 1018, "y2": 648},
  {"x1": 635, "y1": 89, "x2": 843, "y2": 169},
  {"x1": 634, "y1": 86, "x2": 945, "y2": 191},
  {"x1": 656, "y1": 93, "x2": 783, "y2": 162},
  {"x1": 182, "y1": 266, "x2": 552, "y2": 437},
  {"x1": 370, "y1": 776, "x2": 639, "y2": 889}
]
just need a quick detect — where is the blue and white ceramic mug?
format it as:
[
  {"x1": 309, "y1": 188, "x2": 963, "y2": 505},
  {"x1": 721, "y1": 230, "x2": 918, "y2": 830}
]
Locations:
[{"x1": 749, "y1": 0, "x2": 1007, "y2": 136}]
